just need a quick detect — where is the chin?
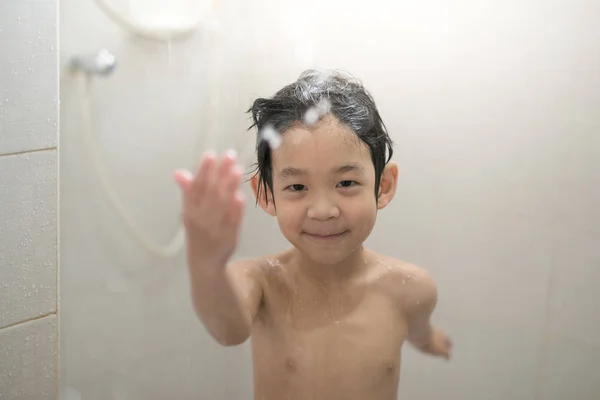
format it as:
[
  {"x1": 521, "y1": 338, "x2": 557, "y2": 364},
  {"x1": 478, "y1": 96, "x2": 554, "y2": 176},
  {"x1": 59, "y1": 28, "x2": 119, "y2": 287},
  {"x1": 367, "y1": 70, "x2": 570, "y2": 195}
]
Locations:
[
  {"x1": 281, "y1": 229, "x2": 366, "y2": 265},
  {"x1": 300, "y1": 243, "x2": 363, "y2": 266}
]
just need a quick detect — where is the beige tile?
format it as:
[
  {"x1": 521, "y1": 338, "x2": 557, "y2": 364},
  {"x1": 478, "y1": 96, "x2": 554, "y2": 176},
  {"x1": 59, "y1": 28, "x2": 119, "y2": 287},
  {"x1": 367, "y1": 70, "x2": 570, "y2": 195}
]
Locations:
[
  {"x1": 0, "y1": 314, "x2": 58, "y2": 399},
  {"x1": 548, "y1": 229, "x2": 600, "y2": 346},
  {"x1": 365, "y1": 164, "x2": 438, "y2": 267},
  {"x1": 551, "y1": 122, "x2": 600, "y2": 236},
  {"x1": 404, "y1": 312, "x2": 543, "y2": 400},
  {"x1": 0, "y1": 150, "x2": 57, "y2": 328},
  {"x1": 0, "y1": 0, "x2": 58, "y2": 155},
  {"x1": 59, "y1": 263, "x2": 253, "y2": 399},
  {"x1": 540, "y1": 334, "x2": 600, "y2": 400},
  {"x1": 396, "y1": 345, "x2": 426, "y2": 399},
  {"x1": 428, "y1": 204, "x2": 553, "y2": 327},
  {"x1": 414, "y1": 78, "x2": 567, "y2": 224}
]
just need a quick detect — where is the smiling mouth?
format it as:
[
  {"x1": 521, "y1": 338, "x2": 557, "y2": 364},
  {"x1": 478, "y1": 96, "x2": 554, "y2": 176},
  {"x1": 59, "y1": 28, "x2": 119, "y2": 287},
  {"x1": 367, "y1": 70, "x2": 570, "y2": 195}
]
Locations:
[{"x1": 304, "y1": 231, "x2": 349, "y2": 240}]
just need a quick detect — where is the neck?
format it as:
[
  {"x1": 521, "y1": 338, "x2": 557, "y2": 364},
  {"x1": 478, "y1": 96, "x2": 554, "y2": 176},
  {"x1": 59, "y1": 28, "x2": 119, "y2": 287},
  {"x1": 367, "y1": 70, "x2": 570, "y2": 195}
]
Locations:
[{"x1": 290, "y1": 245, "x2": 368, "y2": 285}]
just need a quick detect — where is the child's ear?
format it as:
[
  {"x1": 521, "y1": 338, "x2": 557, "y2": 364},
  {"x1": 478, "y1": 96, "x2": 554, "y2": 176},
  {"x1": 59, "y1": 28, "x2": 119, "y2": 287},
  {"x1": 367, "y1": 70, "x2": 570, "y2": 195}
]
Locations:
[
  {"x1": 377, "y1": 162, "x2": 398, "y2": 210},
  {"x1": 250, "y1": 173, "x2": 276, "y2": 216}
]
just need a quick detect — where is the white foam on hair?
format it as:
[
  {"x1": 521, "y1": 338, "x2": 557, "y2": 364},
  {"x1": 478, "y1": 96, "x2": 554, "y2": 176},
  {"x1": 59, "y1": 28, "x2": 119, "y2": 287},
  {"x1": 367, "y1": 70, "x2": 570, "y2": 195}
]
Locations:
[
  {"x1": 260, "y1": 125, "x2": 282, "y2": 149},
  {"x1": 317, "y1": 98, "x2": 331, "y2": 114},
  {"x1": 303, "y1": 107, "x2": 320, "y2": 125},
  {"x1": 303, "y1": 98, "x2": 332, "y2": 126},
  {"x1": 315, "y1": 69, "x2": 333, "y2": 84}
]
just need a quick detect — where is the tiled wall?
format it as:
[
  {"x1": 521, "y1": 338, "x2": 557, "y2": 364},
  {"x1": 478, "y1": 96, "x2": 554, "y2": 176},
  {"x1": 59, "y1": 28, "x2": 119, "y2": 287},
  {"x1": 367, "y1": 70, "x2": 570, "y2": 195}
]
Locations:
[{"x1": 0, "y1": 0, "x2": 59, "y2": 399}]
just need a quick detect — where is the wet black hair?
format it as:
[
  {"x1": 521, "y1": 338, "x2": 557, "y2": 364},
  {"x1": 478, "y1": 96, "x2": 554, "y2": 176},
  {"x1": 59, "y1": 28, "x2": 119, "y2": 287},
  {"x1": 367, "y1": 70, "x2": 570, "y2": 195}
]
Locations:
[{"x1": 247, "y1": 69, "x2": 394, "y2": 205}]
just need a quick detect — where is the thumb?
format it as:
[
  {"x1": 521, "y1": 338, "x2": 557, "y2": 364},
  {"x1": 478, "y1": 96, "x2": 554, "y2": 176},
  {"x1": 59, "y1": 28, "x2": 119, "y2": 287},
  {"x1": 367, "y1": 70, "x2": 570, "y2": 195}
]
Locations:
[{"x1": 174, "y1": 169, "x2": 193, "y2": 191}]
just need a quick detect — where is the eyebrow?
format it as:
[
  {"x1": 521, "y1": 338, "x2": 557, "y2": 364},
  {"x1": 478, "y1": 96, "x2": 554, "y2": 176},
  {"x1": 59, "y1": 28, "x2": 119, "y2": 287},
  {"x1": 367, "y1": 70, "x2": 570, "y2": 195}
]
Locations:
[
  {"x1": 279, "y1": 163, "x2": 365, "y2": 179},
  {"x1": 279, "y1": 167, "x2": 305, "y2": 179},
  {"x1": 335, "y1": 163, "x2": 365, "y2": 175}
]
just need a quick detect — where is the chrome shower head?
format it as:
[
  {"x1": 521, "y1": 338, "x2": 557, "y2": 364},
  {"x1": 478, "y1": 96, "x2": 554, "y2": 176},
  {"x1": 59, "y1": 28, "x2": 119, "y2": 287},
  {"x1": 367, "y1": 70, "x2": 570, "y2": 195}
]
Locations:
[{"x1": 70, "y1": 49, "x2": 117, "y2": 76}]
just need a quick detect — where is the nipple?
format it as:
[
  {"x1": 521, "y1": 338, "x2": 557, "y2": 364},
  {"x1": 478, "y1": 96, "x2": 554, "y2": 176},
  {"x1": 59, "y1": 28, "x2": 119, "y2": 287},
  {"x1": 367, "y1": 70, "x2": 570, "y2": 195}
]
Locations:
[
  {"x1": 386, "y1": 361, "x2": 396, "y2": 373},
  {"x1": 285, "y1": 357, "x2": 297, "y2": 372}
]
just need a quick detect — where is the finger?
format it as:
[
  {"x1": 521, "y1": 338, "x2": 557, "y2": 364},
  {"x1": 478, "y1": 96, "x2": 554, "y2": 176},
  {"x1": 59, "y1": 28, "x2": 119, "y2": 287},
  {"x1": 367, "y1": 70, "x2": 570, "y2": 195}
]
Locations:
[
  {"x1": 174, "y1": 169, "x2": 193, "y2": 192},
  {"x1": 218, "y1": 165, "x2": 243, "y2": 218},
  {"x1": 222, "y1": 165, "x2": 244, "y2": 201},
  {"x1": 217, "y1": 149, "x2": 237, "y2": 185},
  {"x1": 192, "y1": 151, "x2": 217, "y2": 198},
  {"x1": 217, "y1": 166, "x2": 243, "y2": 222},
  {"x1": 226, "y1": 190, "x2": 245, "y2": 227}
]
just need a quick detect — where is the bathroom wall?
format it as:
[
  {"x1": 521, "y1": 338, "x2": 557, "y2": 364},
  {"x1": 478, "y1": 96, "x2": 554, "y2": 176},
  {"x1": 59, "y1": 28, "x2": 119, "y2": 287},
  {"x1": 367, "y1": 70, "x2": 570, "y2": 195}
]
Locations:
[
  {"x1": 0, "y1": 0, "x2": 59, "y2": 399},
  {"x1": 60, "y1": 0, "x2": 600, "y2": 399}
]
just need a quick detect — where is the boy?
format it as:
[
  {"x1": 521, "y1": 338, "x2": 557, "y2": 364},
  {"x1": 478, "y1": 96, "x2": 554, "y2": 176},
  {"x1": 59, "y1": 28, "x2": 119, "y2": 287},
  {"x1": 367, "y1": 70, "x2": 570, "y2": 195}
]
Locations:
[{"x1": 174, "y1": 70, "x2": 451, "y2": 400}]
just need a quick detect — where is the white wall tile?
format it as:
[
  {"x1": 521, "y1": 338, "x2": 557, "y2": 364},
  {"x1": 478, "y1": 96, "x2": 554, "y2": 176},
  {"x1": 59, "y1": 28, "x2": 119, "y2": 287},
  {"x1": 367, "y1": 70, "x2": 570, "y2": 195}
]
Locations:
[
  {"x1": 365, "y1": 165, "x2": 438, "y2": 268},
  {"x1": 402, "y1": 312, "x2": 543, "y2": 400},
  {"x1": 551, "y1": 122, "x2": 600, "y2": 236},
  {"x1": 0, "y1": 315, "x2": 58, "y2": 400},
  {"x1": 548, "y1": 229, "x2": 600, "y2": 346},
  {"x1": 396, "y1": 345, "x2": 426, "y2": 399},
  {"x1": 541, "y1": 334, "x2": 600, "y2": 400},
  {"x1": 0, "y1": 150, "x2": 57, "y2": 329},
  {"x1": 427, "y1": 204, "x2": 553, "y2": 328},
  {"x1": 0, "y1": 0, "x2": 58, "y2": 155}
]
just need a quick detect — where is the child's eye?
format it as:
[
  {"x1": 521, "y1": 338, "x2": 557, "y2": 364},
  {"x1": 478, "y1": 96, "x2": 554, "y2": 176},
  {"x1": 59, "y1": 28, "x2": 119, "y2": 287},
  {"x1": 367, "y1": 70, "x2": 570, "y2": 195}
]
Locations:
[
  {"x1": 337, "y1": 180, "x2": 357, "y2": 188},
  {"x1": 287, "y1": 184, "x2": 307, "y2": 192}
]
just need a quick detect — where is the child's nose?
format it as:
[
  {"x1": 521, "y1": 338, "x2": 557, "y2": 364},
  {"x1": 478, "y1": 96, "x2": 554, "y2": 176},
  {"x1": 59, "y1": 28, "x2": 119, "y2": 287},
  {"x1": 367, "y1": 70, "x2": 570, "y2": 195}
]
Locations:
[{"x1": 307, "y1": 195, "x2": 340, "y2": 220}]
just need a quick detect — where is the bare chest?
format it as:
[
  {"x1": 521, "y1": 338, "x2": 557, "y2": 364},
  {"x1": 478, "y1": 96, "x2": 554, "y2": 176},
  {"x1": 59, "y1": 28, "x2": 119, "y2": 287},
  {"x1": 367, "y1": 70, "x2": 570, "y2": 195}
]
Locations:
[{"x1": 251, "y1": 283, "x2": 406, "y2": 399}]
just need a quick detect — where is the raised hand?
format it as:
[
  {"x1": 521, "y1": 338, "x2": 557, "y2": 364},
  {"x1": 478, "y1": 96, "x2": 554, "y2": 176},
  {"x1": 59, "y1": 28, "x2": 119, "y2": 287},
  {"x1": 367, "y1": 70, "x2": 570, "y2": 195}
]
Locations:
[{"x1": 174, "y1": 150, "x2": 245, "y2": 265}]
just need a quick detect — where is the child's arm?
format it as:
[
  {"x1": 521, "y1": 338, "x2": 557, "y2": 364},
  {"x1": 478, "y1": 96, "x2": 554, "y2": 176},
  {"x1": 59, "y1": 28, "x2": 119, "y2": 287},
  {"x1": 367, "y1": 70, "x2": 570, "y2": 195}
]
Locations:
[
  {"x1": 188, "y1": 256, "x2": 263, "y2": 346},
  {"x1": 175, "y1": 150, "x2": 260, "y2": 346},
  {"x1": 403, "y1": 270, "x2": 452, "y2": 359}
]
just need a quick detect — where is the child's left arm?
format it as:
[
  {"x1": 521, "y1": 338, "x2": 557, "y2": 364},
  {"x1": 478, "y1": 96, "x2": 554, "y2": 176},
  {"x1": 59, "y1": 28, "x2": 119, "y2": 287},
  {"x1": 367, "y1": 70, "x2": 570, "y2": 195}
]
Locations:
[{"x1": 403, "y1": 270, "x2": 452, "y2": 360}]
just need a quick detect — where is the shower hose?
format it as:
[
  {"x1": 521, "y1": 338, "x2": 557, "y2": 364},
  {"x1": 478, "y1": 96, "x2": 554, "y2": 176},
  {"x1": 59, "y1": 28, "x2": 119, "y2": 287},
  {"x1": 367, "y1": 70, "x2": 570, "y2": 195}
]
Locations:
[{"x1": 78, "y1": 0, "x2": 241, "y2": 258}]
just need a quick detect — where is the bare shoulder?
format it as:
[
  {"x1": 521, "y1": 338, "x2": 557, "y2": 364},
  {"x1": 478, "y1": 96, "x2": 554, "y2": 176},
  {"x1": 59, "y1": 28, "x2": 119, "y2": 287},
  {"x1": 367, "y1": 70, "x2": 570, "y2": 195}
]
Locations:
[
  {"x1": 368, "y1": 252, "x2": 438, "y2": 311},
  {"x1": 227, "y1": 256, "x2": 268, "y2": 281},
  {"x1": 227, "y1": 251, "x2": 288, "y2": 282}
]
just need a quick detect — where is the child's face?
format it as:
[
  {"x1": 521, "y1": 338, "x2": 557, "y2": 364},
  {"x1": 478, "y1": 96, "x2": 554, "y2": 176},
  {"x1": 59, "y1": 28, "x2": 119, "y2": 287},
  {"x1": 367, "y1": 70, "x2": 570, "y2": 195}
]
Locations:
[{"x1": 267, "y1": 116, "x2": 380, "y2": 265}]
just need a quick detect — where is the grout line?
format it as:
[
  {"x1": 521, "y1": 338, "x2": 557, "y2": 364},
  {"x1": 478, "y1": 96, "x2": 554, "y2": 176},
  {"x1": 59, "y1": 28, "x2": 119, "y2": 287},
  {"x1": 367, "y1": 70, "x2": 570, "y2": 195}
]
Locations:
[
  {"x1": 0, "y1": 312, "x2": 57, "y2": 331},
  {"x1": 0, "y1": 146, "x2": 58, "y2": 158}
]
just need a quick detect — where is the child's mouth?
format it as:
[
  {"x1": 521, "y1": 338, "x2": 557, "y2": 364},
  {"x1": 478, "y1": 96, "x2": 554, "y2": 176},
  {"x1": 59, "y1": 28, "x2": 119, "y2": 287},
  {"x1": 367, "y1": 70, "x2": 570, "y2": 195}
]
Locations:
[{"x1": 304, "y1": 231, "x2": 349, "y2": 240}]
